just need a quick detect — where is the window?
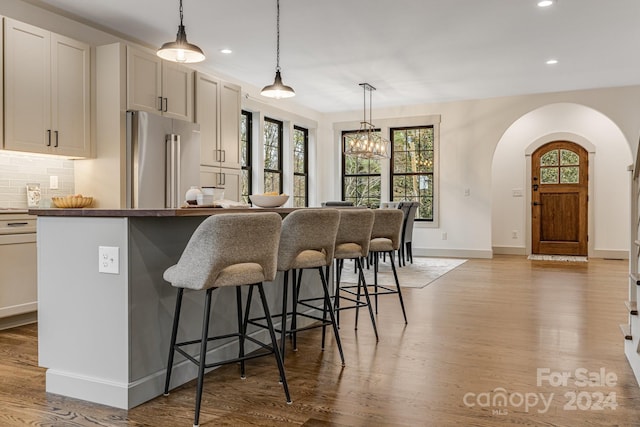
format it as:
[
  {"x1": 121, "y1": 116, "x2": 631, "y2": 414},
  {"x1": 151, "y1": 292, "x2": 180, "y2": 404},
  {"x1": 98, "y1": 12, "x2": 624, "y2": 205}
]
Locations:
[
  {"x1": 293, "y1": 126, "x2": 308, "y2": 207},
  {"x1": 264, "y1": 118, "x2": 283, "y2": 194},
  {"x1": 539, "y1": 148, "x2": 580, "y2": 184},
  {"x1": 240, "y1": 110, "x2": 252, "y2": 204},
  {"x1": 342, "y1": 130, "x2": 382, "y2": 208},
  {"x1": 391, "y1": 126, "x2": 434, "y2": 221}
]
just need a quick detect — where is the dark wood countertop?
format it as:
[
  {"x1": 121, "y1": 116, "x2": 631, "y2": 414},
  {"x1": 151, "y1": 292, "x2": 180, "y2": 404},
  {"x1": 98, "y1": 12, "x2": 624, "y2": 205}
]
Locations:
[{"x1": 28, "y1": 207, "x2": 300, "y2": 217}]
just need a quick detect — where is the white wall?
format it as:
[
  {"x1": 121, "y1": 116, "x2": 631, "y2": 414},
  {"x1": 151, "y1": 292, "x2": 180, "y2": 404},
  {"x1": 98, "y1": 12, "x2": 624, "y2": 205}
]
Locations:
[
  {"x1": 492, "y1": 103, "x2": 632, "y2": 257},
  {"x1": 321, "y1": 86, "x2": 640, "y2": 258}
]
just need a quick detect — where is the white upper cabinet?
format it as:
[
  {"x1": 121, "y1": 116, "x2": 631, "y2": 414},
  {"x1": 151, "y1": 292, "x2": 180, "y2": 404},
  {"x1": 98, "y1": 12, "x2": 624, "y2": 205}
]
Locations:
[
  {"x1": 127, "y1": 46, "x2": 193, "y2": 122},
  {"x1": 195, "y1": 71, "x2": 241, "y2": 169},
  {"x1": 4, "y1": 18, "x2": 90, "y2": 157}
]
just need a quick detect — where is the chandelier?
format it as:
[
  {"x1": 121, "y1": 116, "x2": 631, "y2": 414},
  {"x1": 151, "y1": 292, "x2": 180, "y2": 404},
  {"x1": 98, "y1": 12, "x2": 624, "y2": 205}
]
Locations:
[{"x1": 343, "y1": 83, "x2": 389, "y2": 159}]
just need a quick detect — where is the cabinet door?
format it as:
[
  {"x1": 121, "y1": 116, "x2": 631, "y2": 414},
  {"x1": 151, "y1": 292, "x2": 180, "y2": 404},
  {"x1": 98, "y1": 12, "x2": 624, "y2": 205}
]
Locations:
[
  {"x1": 4, "y1": 19, "x2": 51, "y2": 154},
  {"x1": 200, "y1": 166, "x2": 241, "y2": 202},
  {"x1": 163, "y1": 62, "x2": 193, "y2": 122},
  {"x1": 51, "y1": 34, "x2": 90, "y2": 157},
  {"x1": 219, "y1": 82, "x2": 241, "y2": 169},
  {"x1": 195, "y1": 72, "x2": 220, "y2": 167},
  {"x1": 127, "y1": 46, "x2": 162, "y2": 114}
]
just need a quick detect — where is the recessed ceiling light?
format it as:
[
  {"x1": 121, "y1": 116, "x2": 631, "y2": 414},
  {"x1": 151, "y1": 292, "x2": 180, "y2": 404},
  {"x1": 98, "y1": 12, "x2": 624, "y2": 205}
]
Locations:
[
  {"x1": 546, "y1": 59, "x2": 558, "y2": 65},
  {"x1": 220, "y1": 48, "x2": 233, "y2": 54},
  {"x1": 538, "y1": 0, "x2": 555, "y2": 7}
]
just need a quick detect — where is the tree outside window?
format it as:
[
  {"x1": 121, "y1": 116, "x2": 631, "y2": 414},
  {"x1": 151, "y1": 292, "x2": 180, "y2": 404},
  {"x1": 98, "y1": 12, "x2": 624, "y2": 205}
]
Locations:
[
  {"x1": 391, "y1": 126, "x2": 434, "y2": 221},
  {"x1": 264, "y1": 118, "x2": 283, "y2": 194},
  {"x1": 240, "y1": 110, "x2": 252, "y2": 204},
  {"x1": 342, "y1": 130, "x2": 382, "y2": 208},
  {"x1": 293, "y1": 126, "x2": 308, "y2": 207}
]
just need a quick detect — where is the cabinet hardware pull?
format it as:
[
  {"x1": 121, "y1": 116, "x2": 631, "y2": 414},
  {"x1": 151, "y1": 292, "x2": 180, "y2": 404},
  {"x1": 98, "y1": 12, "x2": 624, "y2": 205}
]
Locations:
[
  {"x1": 221, "y1": 150, "x2": 226, "y2": 163},
  {"x1": 47, "y1": 130, "x2": 51, "y2": 146},
  {"x1": 163, "y1": 97, "x2": 168, "y2": 112},
  {"x1": 217, "y1": 172, "x2": 226, "y2": 187},
  {"x1": 158, "y1": 96, "x2": 163, "y2": 111},
  {"x1": 54, "y1": 130, "x2": 59, "y2": 147},
  {"x1": 7, "y1": 222, "x2": 29, "y2": 227}
]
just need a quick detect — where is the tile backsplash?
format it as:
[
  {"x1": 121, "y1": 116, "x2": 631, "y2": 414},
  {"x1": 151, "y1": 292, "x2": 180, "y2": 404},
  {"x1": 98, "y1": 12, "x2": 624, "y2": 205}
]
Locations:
[{"x1": 0, "y1": 152, "x2": 75, "y2": 209}]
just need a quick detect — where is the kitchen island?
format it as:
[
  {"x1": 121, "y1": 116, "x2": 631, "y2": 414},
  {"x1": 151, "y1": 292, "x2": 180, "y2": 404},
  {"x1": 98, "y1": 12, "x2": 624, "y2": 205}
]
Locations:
[{"x1": 30, "y1": 207, "x2": 315, "y2": 409}]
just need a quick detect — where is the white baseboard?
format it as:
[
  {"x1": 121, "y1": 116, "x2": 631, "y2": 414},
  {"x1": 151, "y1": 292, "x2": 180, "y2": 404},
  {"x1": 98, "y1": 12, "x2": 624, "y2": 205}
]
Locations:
[
  {"x1": 492, "y1": 246, "x2": 628, "y2": 260},
  {"x1": 492, "y1": 246, "x2": 527, "y2": 256},
  {"x1": 591, "y1": 249, "x2": 628, "y2": 260},
  {"x1": 413, "y1": 248, "x2": 492, "y2": 259},
  {"x1": 0, "y1": 311, "x2": 37, "y2": 331}
]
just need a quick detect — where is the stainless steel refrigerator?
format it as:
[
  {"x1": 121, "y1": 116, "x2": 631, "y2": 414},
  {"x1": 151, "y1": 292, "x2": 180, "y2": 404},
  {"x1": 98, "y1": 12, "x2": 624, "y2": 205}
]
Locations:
[{"x1": 126, "y1": 111, "x2": 201, "y2": 208}]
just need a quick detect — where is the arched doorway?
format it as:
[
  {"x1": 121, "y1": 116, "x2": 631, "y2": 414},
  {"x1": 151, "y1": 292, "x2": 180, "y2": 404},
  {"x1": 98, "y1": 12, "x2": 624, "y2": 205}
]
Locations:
[{"x1": 531, "y1": 141, "x2": 588, "y2": 256}]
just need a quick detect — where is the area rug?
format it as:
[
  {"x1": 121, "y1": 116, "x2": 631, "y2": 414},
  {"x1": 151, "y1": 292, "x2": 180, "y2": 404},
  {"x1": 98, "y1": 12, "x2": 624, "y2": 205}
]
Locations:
[
  {"x1": 528, "y1": 254, "x2": 588, "y2": 262},
  {"x1": 337, "y1": 257, "x2": 467, "y2": 289}
]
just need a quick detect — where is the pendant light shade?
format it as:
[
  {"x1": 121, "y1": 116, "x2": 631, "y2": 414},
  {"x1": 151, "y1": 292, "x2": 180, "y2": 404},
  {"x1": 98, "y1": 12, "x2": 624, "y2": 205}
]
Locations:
[
  {"x1": 157, "y1": 0, "x2": 205, "y2": 64},
  {"x1": 261, "y1": 0, "x2": 295, "y2": 99},
  {"x1": 343, "y1": 83, "x2": 390, "y2": 160}
]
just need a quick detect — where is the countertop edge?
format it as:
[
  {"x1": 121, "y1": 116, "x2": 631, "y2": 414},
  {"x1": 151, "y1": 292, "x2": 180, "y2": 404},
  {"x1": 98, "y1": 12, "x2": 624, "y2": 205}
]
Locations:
[{"x1": 28, "y1": 207, "x2": 301, "y2": 217}]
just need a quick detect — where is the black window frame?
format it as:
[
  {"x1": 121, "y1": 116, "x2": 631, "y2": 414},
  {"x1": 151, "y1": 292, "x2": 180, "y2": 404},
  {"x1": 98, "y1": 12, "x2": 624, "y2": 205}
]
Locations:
[
  {"x1": 293, "y1": 125, "x2": 309, "y2": 207},
  {"x1": 240, "y1": 110, "x2": 253, "y2": 204},
  {"x1": 263, "y1": 117, "x2": 284, "y2": 194},
  {"x1": 390, "y1": 125, "x2": 435, "y2": 222},
  {"x1": 341, "y1": 129, "x2": 382, "y2": 208}
]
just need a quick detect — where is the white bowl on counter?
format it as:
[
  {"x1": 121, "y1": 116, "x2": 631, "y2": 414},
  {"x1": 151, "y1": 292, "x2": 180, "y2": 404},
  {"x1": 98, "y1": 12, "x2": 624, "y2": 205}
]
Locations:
[{"x1": 249, "y1": 194, "x2": 289, "y2": 208}]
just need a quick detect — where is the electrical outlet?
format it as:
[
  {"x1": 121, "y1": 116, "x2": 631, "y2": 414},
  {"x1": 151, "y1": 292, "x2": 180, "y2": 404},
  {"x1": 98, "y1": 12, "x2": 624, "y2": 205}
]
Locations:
[
  {"x1": 512, "y1": 230, "x2": 519, "y2": 239},
  {"x1": 50, "y1": 175, "x2": 59, "y2": 190},
  {"x1": 442, "y1": 232, "x2": 447, "y2": 240},
  {"x1": 98, "y1": 246, "x2": 119, "y2": 274},
  {"x1": 464, "y1": 188, "x2": 470, "y2": 197}
]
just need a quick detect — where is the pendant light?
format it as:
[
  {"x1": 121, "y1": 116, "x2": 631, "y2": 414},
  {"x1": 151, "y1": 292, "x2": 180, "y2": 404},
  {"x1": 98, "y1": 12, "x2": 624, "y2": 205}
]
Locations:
[
  {"x1": 343, "y1": 83, "x2": 390, "y2": 159},
  {"x1": 261, "y1": 0, "x2": 295, "y2": 99},
  {"x1": 157, "y1": 0, "x2": 205, "y2": 64}
]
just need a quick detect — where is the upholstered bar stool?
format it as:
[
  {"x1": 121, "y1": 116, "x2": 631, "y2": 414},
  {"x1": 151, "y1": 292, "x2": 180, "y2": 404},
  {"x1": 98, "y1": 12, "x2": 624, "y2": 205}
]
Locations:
[
  {"x1": 369, "y1": 208, "x2": 408, "y2": 324},
  {"x1": 162, "y1": 213, "x2": 290, "y2": 427},
  {"x1": 332, "y1": 209, "x2": 379, "y2": 341},
  {"x1": 248, "y1": 208, "x2": 345, "y2": 365}
]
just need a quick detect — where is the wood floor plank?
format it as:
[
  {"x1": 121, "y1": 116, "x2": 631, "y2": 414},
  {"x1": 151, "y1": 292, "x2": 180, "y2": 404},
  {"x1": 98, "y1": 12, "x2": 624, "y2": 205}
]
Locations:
[{"x1": 1, "y1": 256, "x2": 640, "y2": 426}]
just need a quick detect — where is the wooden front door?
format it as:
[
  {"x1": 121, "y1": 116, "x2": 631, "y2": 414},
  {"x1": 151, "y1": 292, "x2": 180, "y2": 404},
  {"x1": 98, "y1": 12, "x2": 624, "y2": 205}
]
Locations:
[{"x1": 531, "y1": 141, "x2": 588, "y2": 256}]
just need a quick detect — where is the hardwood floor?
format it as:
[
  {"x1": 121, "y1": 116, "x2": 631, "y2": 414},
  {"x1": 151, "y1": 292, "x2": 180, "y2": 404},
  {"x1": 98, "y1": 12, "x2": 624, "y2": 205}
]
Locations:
[{"x1": 2, "y1": 255, "x2": 640, "y2": 426}]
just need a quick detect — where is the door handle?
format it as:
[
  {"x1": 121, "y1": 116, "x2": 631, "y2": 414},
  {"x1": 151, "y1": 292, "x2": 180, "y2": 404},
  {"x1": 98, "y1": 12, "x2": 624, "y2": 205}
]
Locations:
[
  {"x1": 532, "y1": 202, "x2": 543, "y2": 206},
  {"x1": 533, "y1": 184, "x2": 539, "y2": 191}
]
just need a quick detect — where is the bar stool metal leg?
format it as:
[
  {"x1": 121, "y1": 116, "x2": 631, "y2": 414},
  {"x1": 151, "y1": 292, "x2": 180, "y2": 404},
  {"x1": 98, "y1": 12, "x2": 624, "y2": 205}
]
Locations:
[
  {"x1": 388, "y1": 252, "x2": 408, "y2": 324},
  {"x1": 193, "y1": 288, "x2": 214, "y2": 427},
  {"x1": 164, "y1": 288, "x2": 184, "y2": 396},
  {"x1": 257, "y1": 283, "x2": 292, "y2": 404},
  {"x1": 236, "y1": 287, "x2": 247, "y2": 379},
  {"x1": 318, "y1": 267, "x2": 345, "y2": 366},
  {"x1": 280, "y1": 270, "x2": 289, "y2": 358},
  {"x1": 357, "y1": 257, "x2": 379, "y2": 342}
]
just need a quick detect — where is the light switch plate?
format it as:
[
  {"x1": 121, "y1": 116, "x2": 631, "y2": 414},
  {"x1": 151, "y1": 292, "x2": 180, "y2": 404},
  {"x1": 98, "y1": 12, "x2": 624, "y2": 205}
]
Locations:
[{"x1": 98, "y1": 246, "x2": 119, "y2": 274}]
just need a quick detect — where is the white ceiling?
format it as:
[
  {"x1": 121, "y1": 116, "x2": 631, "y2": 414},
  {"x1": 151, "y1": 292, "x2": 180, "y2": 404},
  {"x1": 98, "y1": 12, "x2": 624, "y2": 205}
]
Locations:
[{"x1": 32, "y1": 0, "x2": 640, "y2": 113}]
